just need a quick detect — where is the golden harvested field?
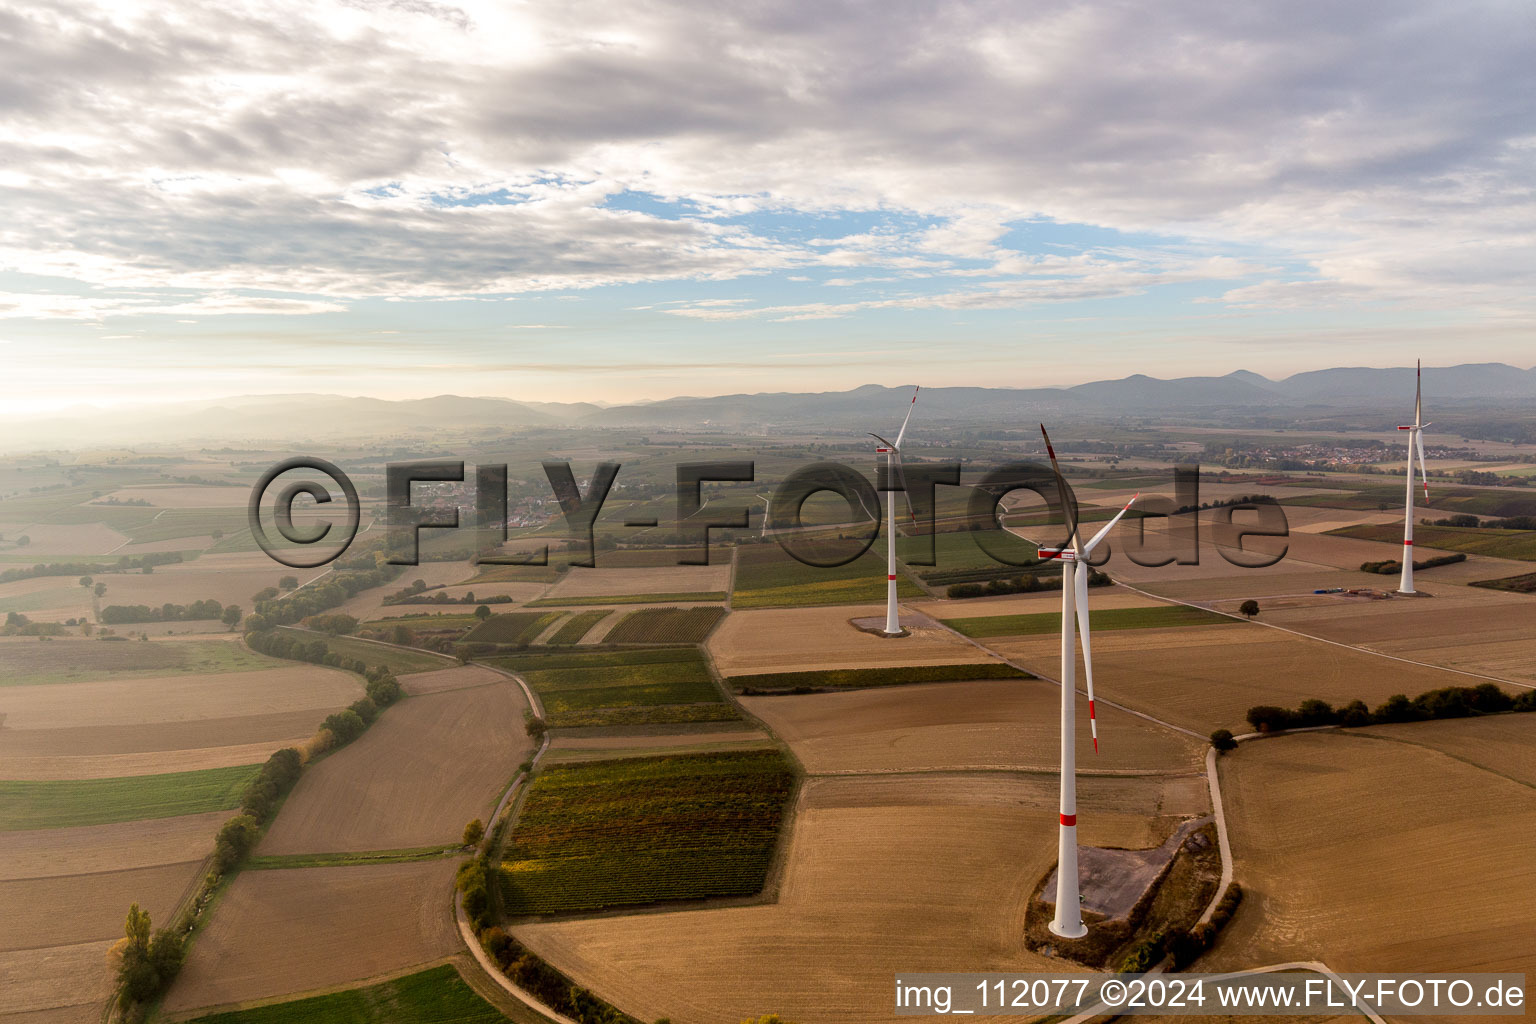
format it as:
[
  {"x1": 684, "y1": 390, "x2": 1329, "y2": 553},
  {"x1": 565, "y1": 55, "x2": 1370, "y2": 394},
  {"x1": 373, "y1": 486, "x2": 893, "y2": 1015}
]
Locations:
[
  {"x1": 333, "y1": 559, "x2": 477, "y2": 621},
  {"x1": 2, "y1": 860, "x2": 201, "y2": 952},
  {"x1": 743, "y1": 679, "x2": 1205, "y2": 775},
  {"x1": 0, "y1": 811, "x2": 226, "y2": 880},
  {"x1": 398, "y1": 663, "x2": 507, "y2": 695},
  {"x1": 161, "y1": 860, "x2": 462, "y2": 1016},
  {"x1": 0, "y1": 666, "x2": 361, "y2": 730},
  {"x1": 1211, "y1": 729, "x2": 1536, "y2": 975},
  {"x1": 542, "y1": 564, "x2": 731, "y2": 599},
  {"x1": 1366, "y1": 714, "x2": 1536, "y2": 787},
  {"x1": 258, "y1": 672, "x2": 532, "y2": 854},
  {"x1": 0, "y1": 739, "x2": 309, "y2": 781},
  {"x1": 0, "y1": 939, "x2": 116, "y2": 1023},
  {"x1": 707, "y1": 604, "x2": 990, "y2": 676},
  {"x1": 87, "y1": 561, "x2": 329, "y2": 614},
  {"x1": 515, "y1": 773, "x2": 1191, "y2": 1024},
  {"x1": 988, "y1": 625, "x2": 1517, "y2": 736}
]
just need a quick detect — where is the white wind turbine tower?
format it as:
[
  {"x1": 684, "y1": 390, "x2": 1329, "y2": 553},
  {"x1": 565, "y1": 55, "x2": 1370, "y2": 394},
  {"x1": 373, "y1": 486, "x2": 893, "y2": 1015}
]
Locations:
[
  {"x1": 1397, "y1": 361, "x2": 1432, "y2": 595},
  {"x1": 1036, "y1": 425, "x2": 1139, "y2": 939},
  {"x1": 870, "y1": 386, "x2": 920, "y2": 636}
]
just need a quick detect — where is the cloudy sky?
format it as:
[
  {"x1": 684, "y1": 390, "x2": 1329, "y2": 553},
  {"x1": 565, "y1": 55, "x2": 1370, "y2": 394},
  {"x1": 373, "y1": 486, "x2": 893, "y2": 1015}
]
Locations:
[{"x1": 2, "y1": 0, "x2": 1532, "y2": 411}]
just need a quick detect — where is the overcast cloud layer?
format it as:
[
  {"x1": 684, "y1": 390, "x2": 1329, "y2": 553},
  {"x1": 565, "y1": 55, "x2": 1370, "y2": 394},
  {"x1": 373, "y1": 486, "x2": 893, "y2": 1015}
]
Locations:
[{"x1": 1, "y1": 0, "x2": 1532, "y2": 405}]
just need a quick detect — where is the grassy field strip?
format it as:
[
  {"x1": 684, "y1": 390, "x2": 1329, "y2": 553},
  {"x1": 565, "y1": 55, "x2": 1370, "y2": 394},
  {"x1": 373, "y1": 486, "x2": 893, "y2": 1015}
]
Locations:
[
  {"x1": 0, "y1": 637, "x2": 282, "y2": 686},
  {"x1": 526, "y1": 591, "x2": 727, "y2": 607},
  {"x1": 279, "y1": 628, "x2": 457, "y2": 674},
  {"x1": 244, "y1": 845, "x2": 461, "y2": 869},
  {"x1": 0, "y1": 763, "x2": 261, "y2": 830},
  {"x1": 461, "y1": 611, "x2": 564, "y2": 644},
  {"x1": 942, "y1": 604, "x2": 1238, "y2": 638},
  {"x1": 501, "y1": 749, "x2": 795, "y2": 915},
  {"x1": 731, "y1": 543, "x2": 924, "y2": 608},
  {"x1": 181, "y1": 963, "x2": 506, "y2": 1024}
]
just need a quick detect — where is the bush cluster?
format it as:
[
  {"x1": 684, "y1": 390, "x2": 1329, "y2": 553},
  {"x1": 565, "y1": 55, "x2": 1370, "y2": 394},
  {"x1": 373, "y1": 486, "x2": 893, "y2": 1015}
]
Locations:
[
  {"x1": 115, "y1": 903, "x2": 185, "y2": 1019},
  {"x1": 0, "y1": 551, "x2": 181, "y2": 585},
  {"x1": 1166, "y1": 883, "x2": 1244, "y2": 969},
  {"x1": 1248, "y1": 684, "x2": 1534, "y2": 734},
  {"x1": 240, "y1": 747, "x2": 303, "y2": 824},
  {"x1": 1359, "y1": 552, "x2": 1466, "y2": 574},
  {"x1": 946, "y1": 568, "x2": 1108, "y2": 599},
  {"x1": 100, "y1": 598, "x2": 229, "y2": 623}
]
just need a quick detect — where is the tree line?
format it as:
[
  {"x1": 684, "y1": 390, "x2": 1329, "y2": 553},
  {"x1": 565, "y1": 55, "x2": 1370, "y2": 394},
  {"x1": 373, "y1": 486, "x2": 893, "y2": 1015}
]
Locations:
[{"x1": 1247, "y1": 683, "x2": 1535, "y2": 734}]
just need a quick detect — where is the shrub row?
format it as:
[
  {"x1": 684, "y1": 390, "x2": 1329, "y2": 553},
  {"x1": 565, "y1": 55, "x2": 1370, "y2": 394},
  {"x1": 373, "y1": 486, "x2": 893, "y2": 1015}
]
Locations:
[
  {"x1": 1167, "y1": 883, "x2": 1244, "y2": 969},
  {"x1": 728, "y1": 661, "x2": 1027, "y2": 693},
  {"x1": 1360, "y1": 552, "x2": 1467, "y2": 574},
  {"x1": 946, "y1": 568, "x2": 1108, "y2": 599},
  {"x1": 101, "y1": 598, "x2": 235, "y2": 624},
  {"x1": 1247, "y1": 684, "x2": 1535, "y2": 734},
  {"x1": 0, "y1": 551, "x2": 182, "y2": 585}
]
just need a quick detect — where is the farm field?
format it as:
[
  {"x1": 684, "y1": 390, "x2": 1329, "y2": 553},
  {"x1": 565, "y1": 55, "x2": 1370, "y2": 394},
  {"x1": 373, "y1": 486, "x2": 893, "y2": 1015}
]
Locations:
[
  {"x1": 742, "y1": 678, "x2": 1205, "y2": 774},
  {"x1": 0, "y1": 939, "x2": 118, "y2": 1022},
  {"x1": 0, "y1": 810, "x2": 227, "y2": 879},
  {"x1": 602, "y1": 606, "x2": 725, "y2": 643},
  {"x1": 526, "y1": 590, "x2": 727, "y2": 606},
  {"x1": 1331, "y1": 522, "x2": 1536, "y2": 561},
  {"x1": 0, "y1": 635, "x2": 277, "y2": 686},
  {"x1": 487, "y1": 647, "x2": 739, "y2": 729},
  {"x1": 912, "y1": 586, "x2": 1170, "y2": 619},
  {"x1": 180, "y1": 963, "x2": 510, "y2": 1024},
  {"x1": 1210, "y1": 728, "x2": 1536, "y2": 975},
  {"x1": 546, "y1": 609, "x2": 611, "y2": 645},
  {"x1": 988, "y1": 625, "x2": 1518, "y2": 736},
  {"x1": 281, "y1": 629, "x2": 455, "y2": 675},
  {"x1": 706, "y1": 604, "x2": 992, "y2": 676},
  {"x1": 333, "y1": 559, "x2": 475, "y2": 622},
  {"x1": 941, "y1": 603, "x2": 1236, "y2": 638},
  {"x1": 99, "y1": 484, "x2": 252, "y2": 507},
  {"x1": 398, "y1": 662, "x2": 507, "y2": 695},
  {"x1": 460, "y1": 610, "x2": 564, "y2": 645},
  {"x1": 0, "y1": 738, "x2": 299, "y2": 780},
  {"x1": 546, "y1": 728, "x2": 774, "y2": 763},
  {"x1": 723, "y1": 661, "x2": 1027, "y2": 693},
  {"x1": 731, "y1": 542, "x2": 923, "y2": 608},
  {"x1": 0, "y1": 665, "x2": 361, "y2": 729},
  {"x1": 502, "y1": 748, "x2": 795, "y2": 915},
  {"x1": 0, "y1": 763, "x2": 259, "y2": 829},
  {"x1": 540, "y1": 564, "x2": 731, "y2": 599},
  {"x1": 259, "y1": 672, "x2": 532, "y2": 854},
  {"x1": 162, "y1": 861, "x2": 463, "y2": 1016},
  {"x1": 514, "y1": 773, "x2": 1187, "y2": 1024}
]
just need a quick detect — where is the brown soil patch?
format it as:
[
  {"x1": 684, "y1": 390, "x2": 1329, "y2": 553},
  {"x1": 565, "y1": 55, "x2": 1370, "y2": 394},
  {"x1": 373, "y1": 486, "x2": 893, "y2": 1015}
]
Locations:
[
  {"x1": 0, "y1": 666, "x2": 361, "y2": 731},
  {"x1": 4, "y1": 523, "x2": 128, "y2": 557},
  {"x1": 0, "y1": 812, "x2": 226, "y2": 880},
  {"x1": 160, "y1": 861, "x2": 462, "y2": 1015},
  {"x1": 1, "y1": 861, "x2": 203, "y2": 951},
  {"x1": 0, "y1": 939, "x2": 116, "y2": 1021},
  {"x1": 259, "y1": 679, "x2": 532, "y2": 854},
  {"x1": 0, "y1": 711, "x2": 330, "y2": 758},
  {"x1": 398, "y1": 664, "x2": 507, "y2": 696},
  {"x1": 743, "y1": 678, "x2": 1204, "y2": 775},
  {"x1": 0, "y1": 739, "x2": 309, "y2": 781},
  {"x1": 101, "y1": 486, "x2": 251, "y2": 508},
  {"x1": 515, "y1": 773, "x2": 1175, "y2": 1024},
  {"x1": 543, "y1": 565, "x2": 730, "y2": 599},
  {"x1": 1211, "y1": 730, "x2": 1536, "y2": 976},
  {"x1": 707, "y1": 604, "x2": 990, "y2": 676}
]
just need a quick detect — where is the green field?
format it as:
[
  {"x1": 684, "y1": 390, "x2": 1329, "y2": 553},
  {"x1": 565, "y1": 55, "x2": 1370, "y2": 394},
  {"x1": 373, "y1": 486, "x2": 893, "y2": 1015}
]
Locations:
[
  {"x1": 1288, "y1": 486, "x2": 1536, "y2": 519},
  {"x1": 602, "y1": 606, "x2": 726, "y2": 644},
  {"x1": 361, "y1": 612, "x2": 480, "y2": 631},
  {"x1": 486, "y1": 647, "x2": 738, "y2": 728},
  {"x1": 272, "y1": 629, "x2": 452, "y2": 674},
  {"x1": 1327, "y1": 522, "x2": 1536, "y2": 561},
  {"x1": 501, "y1": 749, "x2": 795, "y2": 914},
  {"x1": 121, "y1": 508, "x2": 249, "y2": 544},
  {"x1": 460, "y1": 610, "x2": 564, "y2": 644},
  {"x1": 732, "y1": 542, "x2": 924, "y2": 608},
  {"x1": 545, "y1": 609, "x2": 610, "y2": 645},
  {"x1": 1470, "y1": 571, "x2": 1536, "y2": 594},
  {"x1": 0, "y1": 763, "x2": 261, "y2": 830},
  {"x1": 0, "y1": 637, "x2": 281, "y2": 686},
  {"x1": 185, "y1": 964, "x2": 507, "y2": 1024},
  {"x1": 526, "y1": 591, "x2": 727, "y2": 607},
  {"x1": 724, "y1": 661, "x2": 1028, "y2": 692},
  {"x1": 941, "y1": 604, "x2": 1238, "y2": 638}
]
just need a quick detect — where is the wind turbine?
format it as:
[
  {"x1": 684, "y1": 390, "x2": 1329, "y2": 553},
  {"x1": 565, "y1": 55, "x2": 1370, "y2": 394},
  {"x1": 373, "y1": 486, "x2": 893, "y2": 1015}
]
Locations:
[
  {"x1": 1397, "y1": 361, "x2": 1432, "y2": 595},
  {"x1": 1036, "y1": 425, "x2": 1139, "y2": 939},
  {"x1": 870, "y1": 386, "x2": 920, "y2": 636}
]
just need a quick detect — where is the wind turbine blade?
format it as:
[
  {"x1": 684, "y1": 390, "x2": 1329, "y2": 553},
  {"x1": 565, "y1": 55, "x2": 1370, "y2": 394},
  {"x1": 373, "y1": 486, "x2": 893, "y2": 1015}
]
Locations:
[
  {"x1": 1040, "y1": 424, "x2": 1080, "y2": 548},
  {"x1": 894, "y1": 452, "x2": 917, "y2": 525},
  {"x1": 868, "y1": 432, "x2": 896, "y2": 450},
  {"x1": 893, "y1": 386, "x2": 920, "y2": 449},
  {"x1": 1081, "y1": 493, "x2": 1140, "y2": 558},
  {"x1": 1074, "y1": 566, "x2": 1099, "y2": 754},
  {"x1": 1416, "y1": 430, "x2": 1430, "y2": 499},
  {"x1": 1416, "y1": 359, "x2": 1422, "y2": 426}
]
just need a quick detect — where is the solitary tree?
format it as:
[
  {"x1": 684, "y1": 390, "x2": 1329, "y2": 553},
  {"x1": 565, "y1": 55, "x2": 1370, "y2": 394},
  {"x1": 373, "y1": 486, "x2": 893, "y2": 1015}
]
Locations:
[
  {"x1": 95, "y1": 582, "x2": 106, "y2": 598},
  {"x1": 473, "y1": 604, "x2": 492, "y2": 622},
  {"x1": 463, "y1": 818, "x2": 485, "y2": 846},
  {"x1": 79, "y1": 576, "x2": 92, "y2": 588},
  {"x1": 1210, "y1": 728, "x2": 1237, "y2": 753},
  {"x1": 222, "y1": 605, "x2": 243, "y2": 631},
  {"x1": 279, "y1": 575, "x2": 299, "y2": 591},
  {"x1": 1238, "y1": 599, "x2": 1260, "y2": 619}
]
